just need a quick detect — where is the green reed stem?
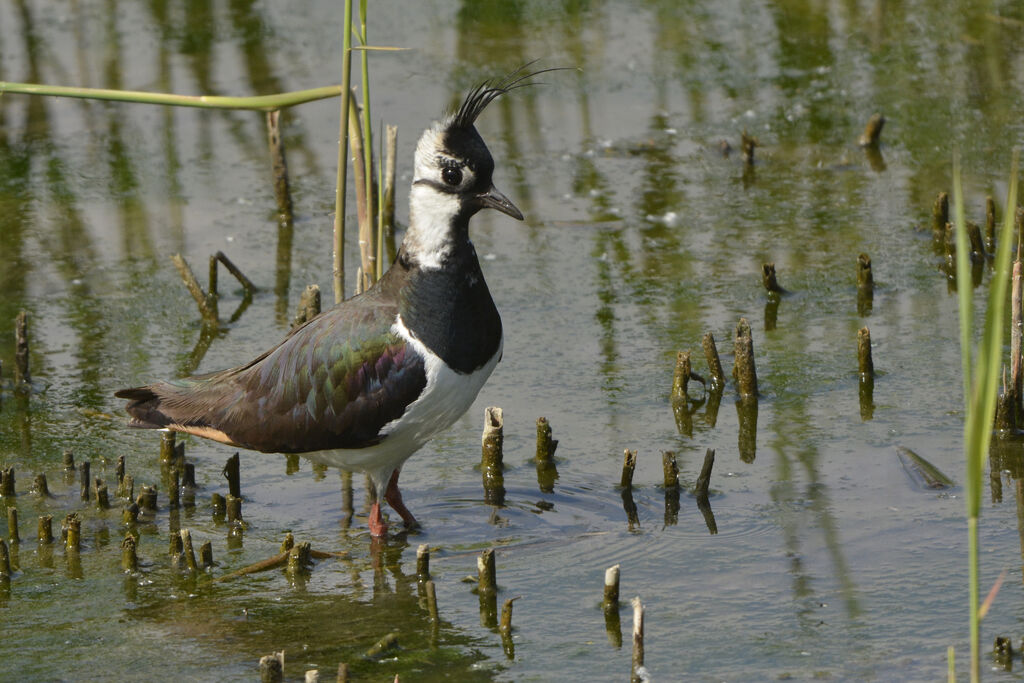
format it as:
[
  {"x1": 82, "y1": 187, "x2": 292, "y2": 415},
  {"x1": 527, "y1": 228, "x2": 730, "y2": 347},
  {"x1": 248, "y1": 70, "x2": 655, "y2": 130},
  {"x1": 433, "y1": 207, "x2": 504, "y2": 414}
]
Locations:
[
  {"x1": 954, "y1": 148, "x2": 1019, "y2": 683},
  {"x1": 333, "y1": 0, "x2": 355, "y2": 304},
  {"x1": 0, "y1": 81, "x2": 340, "y2": 111},
  {"x1": 358, "y1": 0, "x2": 377, "y2": 285}
]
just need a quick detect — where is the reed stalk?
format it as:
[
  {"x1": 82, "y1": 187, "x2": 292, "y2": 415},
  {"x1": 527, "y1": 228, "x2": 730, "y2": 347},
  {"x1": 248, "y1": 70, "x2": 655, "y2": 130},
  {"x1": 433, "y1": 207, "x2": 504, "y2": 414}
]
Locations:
[
  {"x1": 0, "y1": 81, "x2": 341, "y2": 111},
  {"x1": 954, "y1": 149, "x2": 1018, "y2": 682},
  {"x1": 333, "y1": 0, "x2": 355, "y2": 304}
]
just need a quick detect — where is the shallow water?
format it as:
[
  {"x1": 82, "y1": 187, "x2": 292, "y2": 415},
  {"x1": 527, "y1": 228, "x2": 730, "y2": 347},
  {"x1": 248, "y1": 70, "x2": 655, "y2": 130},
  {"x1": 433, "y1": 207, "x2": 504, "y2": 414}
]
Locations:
[{"x1": 3, "y1": 1, "x2": 1024, "y2": 680}]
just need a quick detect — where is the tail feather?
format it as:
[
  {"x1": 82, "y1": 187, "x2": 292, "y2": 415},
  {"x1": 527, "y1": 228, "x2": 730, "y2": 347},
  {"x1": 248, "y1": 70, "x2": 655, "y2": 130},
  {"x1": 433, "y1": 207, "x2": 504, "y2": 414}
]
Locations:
[{"x1": 115, "y1": 386, "x2": 174, "y2": 429}]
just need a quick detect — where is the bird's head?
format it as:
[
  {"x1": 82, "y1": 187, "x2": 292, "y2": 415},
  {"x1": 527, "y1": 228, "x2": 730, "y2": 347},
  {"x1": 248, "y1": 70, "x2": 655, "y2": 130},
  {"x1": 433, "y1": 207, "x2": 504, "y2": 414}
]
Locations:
[{"x1": 405, "y1": 66, "x2": 559, "y2": 268}]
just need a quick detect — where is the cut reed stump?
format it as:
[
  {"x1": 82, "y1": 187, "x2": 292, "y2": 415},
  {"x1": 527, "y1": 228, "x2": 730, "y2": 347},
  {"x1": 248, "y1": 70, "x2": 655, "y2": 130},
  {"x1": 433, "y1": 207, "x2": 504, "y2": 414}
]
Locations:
[
  {"x1": 160, "y1": 431, "x2": 176, "y2": 465},
  {"x1": 762, "y1": 262, "x2": 785, "y2": 295},
  {"x1": 37, "y1": 515, "x2": 53, "y2": 544},
  {"x1": 732, "y1": 318, "x2": 758, "y2": 398},
  {"x1": 14, "y1": 310, "x2": 30, "y2": 385},
  {"x1": 366, "y1": 633, "x2": 400, "y2": 660},
  {"x1": 293, "y1": 284, "x2": 322, "y2": 328},
  {"x1": 63, "y1": 513, "x2": 82, "y2": 553},
  {"x1": 631, "y1": 597, "x2": 645, "y2": 683},
  {"x1": 0, "y1": 467, "x2": 14, "y2": 497},
  {"x1": 857, "y1": 113, "x2": 885, "y2": 147},
  {"x1": 62, "y1": 449, "x2": 75, "y2": 474},
  {"x1": 741, "y1": 129, "x2": 757, "y2": 165},
  {"x1": 211, "y1": 493, "x2": 227, "y2": 520},
  {"x1": 500, "y1": 596, "x2": 518, "y2": 659},
  {"x1": 79, "y1": 461, "x2": 90, "y2": 501},
  {"x1": 122, "y1": 534, "x2": 138, "y2": 573},
  {"x1": 932, "y1": 191, "x2": 949, "y2": 236},
  {"x1": 223, "y1": 452, "x2": 241, "y2": 499},
  {"x1": 259, "y1": 651, "x2": 285, "y2": 683},
  {"x1": 663, "y1": 451, "x2": 680, "y2": 526},
  {"x1": 137, "y1": 485, "x2": 158, "y2": 513},
  {"x1": 857, "y1": 327, "x2": 874, "y2": 380},
  {"x1": 0, "y1": 539, "x2": 10, "y2": 583},
  {"x1": 7, "y1": 508, "x2": 19, "y2": 544},
  {"x1": 95, "y1": 479, "x2": 110, "y2": 510},
  {"x1": 702, "y1": 332, "x2": 726, "y2": 390},
  {"x1": 857, "y1": 253, "x2": 874, "y2": 316},
  {"x1": 671, "y1": 351, "x2": 692, "y2": 403},
  {"x1": 603, "y1": 564, "x2": 620, "y2": 612},
  {"x1": 478, "y1": 548, "x2": 497, "y2": 594},
  {"x1": 30, "y1": 472, "x2": 47, "y2": 498},
  {"x1": 481, "y1": 407, "x2": 505, "y2": 505},
  {"x1": 416, "y1": 544, "x2": 430, "y2": 582},
  {"x1": 620, "y1": 449, "x2": 638, "y2": 489},
  {"x1": 535, "y1": 416, "x2": 559, "y2": 492}
]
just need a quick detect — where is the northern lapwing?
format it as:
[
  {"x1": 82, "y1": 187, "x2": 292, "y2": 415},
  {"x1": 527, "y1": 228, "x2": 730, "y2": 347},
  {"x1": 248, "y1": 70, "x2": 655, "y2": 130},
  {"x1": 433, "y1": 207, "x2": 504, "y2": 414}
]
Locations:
[{"x1": 116, "y1": 67, "x2": 546, "y2": 537}]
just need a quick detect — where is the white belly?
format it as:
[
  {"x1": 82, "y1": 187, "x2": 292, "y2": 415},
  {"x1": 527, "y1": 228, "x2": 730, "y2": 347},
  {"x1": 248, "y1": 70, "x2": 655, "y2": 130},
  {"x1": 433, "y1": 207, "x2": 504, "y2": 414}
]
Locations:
[{"x1": 302, "y1": 314, "x2": 501, "y2": 489}]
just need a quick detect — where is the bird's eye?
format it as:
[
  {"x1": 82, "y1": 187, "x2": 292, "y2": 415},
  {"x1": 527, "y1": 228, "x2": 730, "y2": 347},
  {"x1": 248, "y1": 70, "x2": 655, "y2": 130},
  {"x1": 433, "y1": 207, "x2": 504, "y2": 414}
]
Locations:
[{"x1": 442, "y1": 166, "x2": 463, "y2": 187}]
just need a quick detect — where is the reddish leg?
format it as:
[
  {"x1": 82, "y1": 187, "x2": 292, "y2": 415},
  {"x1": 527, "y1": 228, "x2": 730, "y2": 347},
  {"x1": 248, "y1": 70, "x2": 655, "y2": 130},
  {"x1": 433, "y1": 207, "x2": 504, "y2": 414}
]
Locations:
[
  {"x1": 384, "y1": 468, "x2": 420, "y2": 529},
  {"x1": 368, "y1": 501, "x2": 388, "y2": 538}
]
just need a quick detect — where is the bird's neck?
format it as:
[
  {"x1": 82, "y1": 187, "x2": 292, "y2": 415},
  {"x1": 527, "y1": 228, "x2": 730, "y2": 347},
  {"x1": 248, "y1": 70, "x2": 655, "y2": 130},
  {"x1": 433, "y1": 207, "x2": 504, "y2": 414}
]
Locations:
[{"x1": 402, "y1": 183, "x2": 473, "y2": 269}]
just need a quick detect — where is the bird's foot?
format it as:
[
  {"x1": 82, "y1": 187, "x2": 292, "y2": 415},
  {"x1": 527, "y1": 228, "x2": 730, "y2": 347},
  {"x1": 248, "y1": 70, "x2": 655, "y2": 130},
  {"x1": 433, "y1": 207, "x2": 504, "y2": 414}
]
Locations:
[
  {"x1": 368, "y1": 502, "x2": 388, "y2": 538},
  {"x1": 384, "y1": 470, "x2": 420, "y2": 530}
]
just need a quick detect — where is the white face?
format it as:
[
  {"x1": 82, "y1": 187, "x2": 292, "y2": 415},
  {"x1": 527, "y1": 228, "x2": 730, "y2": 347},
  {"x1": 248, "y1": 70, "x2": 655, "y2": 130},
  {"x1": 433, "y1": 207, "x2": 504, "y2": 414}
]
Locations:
[{"x1": 405, "y1": 121, "x2": 479, "y2": 269}]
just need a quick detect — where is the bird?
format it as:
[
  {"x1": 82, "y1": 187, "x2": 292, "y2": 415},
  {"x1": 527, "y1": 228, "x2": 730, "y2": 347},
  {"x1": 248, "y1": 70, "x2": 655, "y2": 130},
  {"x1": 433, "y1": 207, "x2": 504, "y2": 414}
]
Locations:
[{"x1": 116, "y1": 67, "x2": 547, "y2": 538}]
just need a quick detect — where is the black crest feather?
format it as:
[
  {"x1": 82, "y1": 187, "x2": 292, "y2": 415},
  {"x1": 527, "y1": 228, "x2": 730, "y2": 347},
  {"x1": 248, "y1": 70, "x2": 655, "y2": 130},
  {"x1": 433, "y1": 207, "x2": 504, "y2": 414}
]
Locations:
[{"x1": 450, "y1": 62, "x2": 573, "y2": 130}]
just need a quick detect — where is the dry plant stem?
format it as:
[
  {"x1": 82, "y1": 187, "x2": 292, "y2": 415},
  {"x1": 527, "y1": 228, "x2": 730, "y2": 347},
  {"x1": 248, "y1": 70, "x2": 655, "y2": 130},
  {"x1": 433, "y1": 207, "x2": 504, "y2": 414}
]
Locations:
[
  {"x1": 7, "y1": 508, "x2": 18, "y2": 543},
  {"x1": 122, "y1": 503, "x2": 139, "y2": 524},
  {"x1": 733, "y1": 318, "x2": 759, "y2": 397},
  {"x1": 214, "y1": 252, "x2": 255, "y2": 296},
  {"x1": 478, "y1": 548, "x2": 497, "y2": 594},
  {"x1": 14, "y1": 310, "x2": 29, "y2": 384},
  {"x1": 38, "y1": 515, "x2": 53, "y2": 544},
  {"x1": 171, "y1": 253, "x2": 217, "y2": 322},
  {"x1": 858, "y1": 327, "x2": 874, "y2": 380},
  {"x1": 122, "y1": 535, "x2": 138, "y2": 573},
  {"x1": 347, "y1": 91, "x2": 377, "y2": 284},
  {"x1": 62, "y1": 450, "x2": 75, "y2": 473},
  {"x1": 215, "y1": 551, "x2": 288, "y2": 582},
  {"x1": 287, "y1": 542, "x2": 312, "y2": 574},
  {"x1": 266, "y1": 110, "x2": 294, "y2": 218},
  {"x1": 31, "y1": 472, "x2": 48, "y2": 497},
  {"x1": 337, "y1": 663, "x2": 350, "y2": 683},
  {"x1": 857, "y1": 113, "x2": 885, "y2": 147},
  {"x1": 416, "y1": 544, "x2": 430, "y2": 581},
  {"x1": 137, "y1": 485, "x2": 157, "y2": 512},
  {"x1": 967, "y1": 221, "x2": 986, "y2": 258},
  {"x1": 305, "y1": 671, "x2": 320, "y2": 683},
  {"x1": 603, "y1": 564, "x2": 620, "y2": 610},
  {"x1": 631, "y1": 597, "x2": 645, "y2": 683},
  {"x1": 223, "y1": 453, "x2": 241, "y2": 498},
  {"x1": 671, "y1": 351, "x2": 691, "y2": 402},
  {"x1": 620, "y1": 449, "x2": 638, "y2": 489},
  {"x1": 260, "y1": 651, "x2": 285, "y2": 683},
  {"x1": 383, "y1": 125, "x2": 398, "y2": 264},
  {"x1": 695, "y1": 448, "x2": 716, "y2": 499}
]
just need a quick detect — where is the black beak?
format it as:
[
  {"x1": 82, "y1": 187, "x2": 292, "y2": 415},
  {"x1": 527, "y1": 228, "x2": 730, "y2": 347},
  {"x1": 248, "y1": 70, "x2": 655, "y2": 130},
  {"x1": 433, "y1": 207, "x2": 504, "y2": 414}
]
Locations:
[{"x1": 477, "y1": 185, "x2": 523, "y2": 221}]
